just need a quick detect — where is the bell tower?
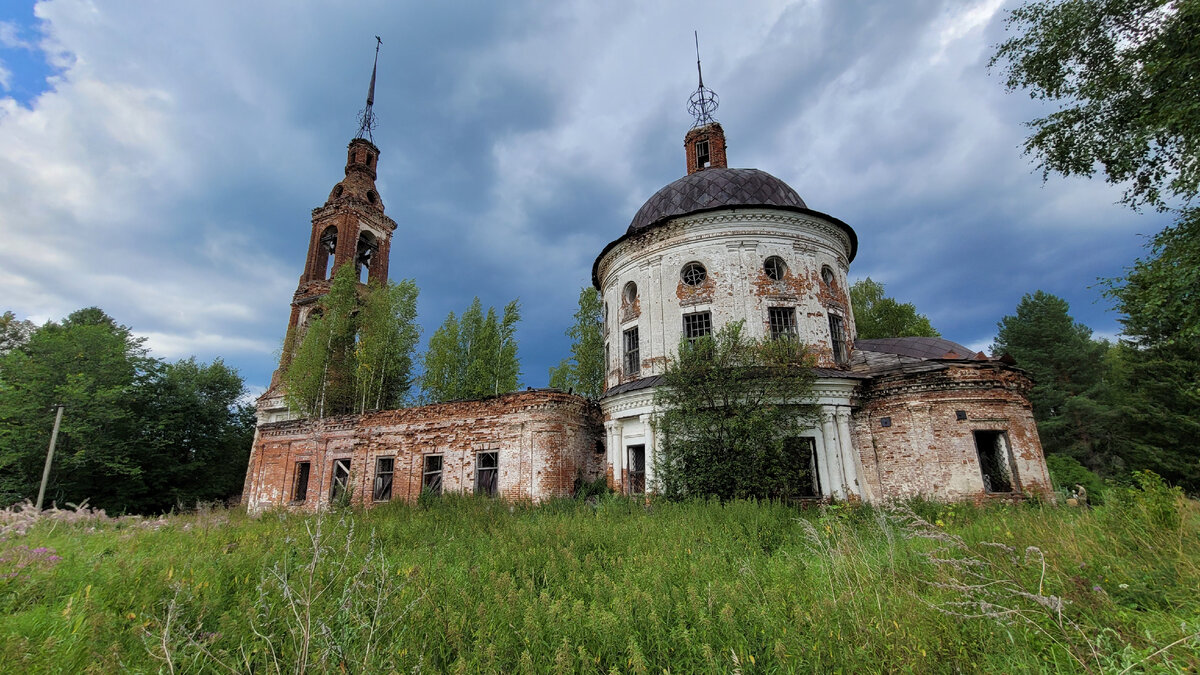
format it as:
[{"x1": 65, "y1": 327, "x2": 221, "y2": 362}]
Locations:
[
  {"x1": 279, "y1": 38, "x2": 396, "y2": 368},
  {"x1": 683, "y1": 32, "x2": 727, "y2": 175}
]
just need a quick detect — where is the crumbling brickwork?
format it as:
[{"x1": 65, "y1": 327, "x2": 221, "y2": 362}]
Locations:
[
  {"x1": 851, "y1": 363, "x2": 1053, "y2": 502},
  {"x1": 244, "y1": 391, "x2": 604, "y2": 514}
]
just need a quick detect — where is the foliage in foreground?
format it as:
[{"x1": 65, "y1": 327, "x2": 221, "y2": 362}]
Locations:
[
  {"x1": 0, "y1": 476, "x2": 1197, "y2": 672},
  {"x1": 655, "y1": 322, "x2": 821, "y2": 501}
]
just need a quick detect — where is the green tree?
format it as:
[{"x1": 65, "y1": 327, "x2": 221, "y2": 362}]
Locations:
[
  {"x1": 548, "y1": 286, "x2": 604, "y2": 398},
  {"x1": 992, "y1": 0, "x2": 1200, "y2": 211},
  {"x1": 0, "y1": 311, "x2": 35, "y2": 356},
  {"x1": 420, "y1": 297, "x2": 522, "y2": 402},
  {"x1": 283, "y1": 264, "x2": 421, "y2": 417},
  {"x1": 654, "y1": 322, "x2": 821, "y2": 500},
  {"x1": 849, "y1": 278, "x2": 940, "y2": 340},
  {"x1": 0, "y1": 308, "x2": 253, "y2": 512},
  {"x1": 991, "y1": 292, "x2": 1121, "y2": 471}
]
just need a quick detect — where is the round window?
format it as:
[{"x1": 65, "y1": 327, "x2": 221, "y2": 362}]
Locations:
[
  {"x1": 764, "y1": 256, "x2": 787, "y2": 281},
  {"x1": 623, "y1": 281, "x2": 638, "y2": 304},
  {"x1": 367, "y1": 191, "x2": 378, "y2": 204},
  {"x1": 821, "y1": 265, "x2": 835, "y2": 285},
  {"x1": 681, "y1": 262, "x2": 707, "y2": 287}
]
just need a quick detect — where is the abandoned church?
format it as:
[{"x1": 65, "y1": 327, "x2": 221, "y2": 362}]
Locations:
[{"x1": 242, "y1": 53, "x2": 1053, "y2": 514}]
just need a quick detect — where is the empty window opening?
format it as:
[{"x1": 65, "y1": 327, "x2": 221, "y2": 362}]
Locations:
[
  {"x1": 785, "y1": 437, "x2": 821, "y2": 499},
  {"x1": 764, "y1": 256, "x2": 787, "y2": 281},
  {"x1": 623, "y1": 281, "x2": 638, "y2": 305},
  {"x1": 319, "y1": 226, "x2": 338, "y2": 280},
  {"x1": 423, "y1": 455, "x2": 443, "y2": 495},
  {"x1": 356, "y1": 232, "x2": 378, "y2": 283},
  {"x1": 975, "y1": 431, "x2": 1016, "y2": 493},
  {"x1": 373, "y1": 457, "x2": 394, "y2": 501},
  {"x1": 627, "y1": 445, "x2": 645, "y2": 495},
  {"x1": 681, "y1": 261, "x2": 707, "y2": 287},
  {"x1": 475, "y1": 451, "x2": 499, "y2": 497},
  {"x1": 623, "y1": 327, "x2": 640, "y2": 376},
  {"x1": 292, "y1": 462, "x2": 311, "y2": 502},
  {"x1": 330, "y1": 458, "x2": 351, "y2": 504},
  {"x1": 821, "y1": 265, "x2": 836, "y2": 286},
  {"x1": 769, "y1": 307, "x2": 797, "y2": 340},
  {"x1": 602, "y1": 302, "x2": 609, "y2": 335},
  {"x1": 695, "y1": 140, "x2": 710, "y2": 169},
  {"x1": 828, "y1": 313, "x2": 848, "y2": 364},
  {"x1": 683, "y1": 311, "x2": 712, "y2": 342},
  {"x1": 367, "y1": 190, "x2": 378, "y2": 205},
  {"x1": 333, "y1": 185, "x2": 344, "y2": 199},
  {"x1": 605, "y1": 343, "x2": 610, "y2": 371}
]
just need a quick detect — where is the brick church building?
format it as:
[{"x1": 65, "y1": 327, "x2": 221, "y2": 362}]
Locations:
[{"x1": 241, "y1": 51, "x2": 1052, "y2": 514}]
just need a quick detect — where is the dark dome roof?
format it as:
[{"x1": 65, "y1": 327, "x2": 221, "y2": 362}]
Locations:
[
  {"x1": 854, "y1": 337, "x2": 982, "y2": 360},
  {"x1": 628, "y1": 168, "x2": 807, "y2": 233}
]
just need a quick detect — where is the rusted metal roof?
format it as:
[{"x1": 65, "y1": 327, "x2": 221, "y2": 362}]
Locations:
[
  {"x1": 853, "y1": 337, "x2": 982, "y2": 361},
  {"x1": 627, "y1": 168, "x2": 808, "y2": 233}
]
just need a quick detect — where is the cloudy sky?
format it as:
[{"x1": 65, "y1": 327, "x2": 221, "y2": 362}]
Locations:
[{"x1": 0, "y1": 0, "x2": 1171, "y2": 397}]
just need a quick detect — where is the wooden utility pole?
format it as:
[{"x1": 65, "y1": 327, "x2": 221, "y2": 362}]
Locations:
[{"x1": 35, "y1": 404, "x2": 65, "y2": 511}]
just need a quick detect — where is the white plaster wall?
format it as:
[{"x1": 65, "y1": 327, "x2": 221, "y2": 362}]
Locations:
[{"x1": 597, "y1": 209, "x2": 856, "y2": 388}]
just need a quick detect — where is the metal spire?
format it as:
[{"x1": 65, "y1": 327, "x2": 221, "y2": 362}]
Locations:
[
  {"x1": 687, "y1": 31, "x2": 719, "y2": 127},
  {"x1": 355, "y1": 36, "x2": 382, "y2": 142}
]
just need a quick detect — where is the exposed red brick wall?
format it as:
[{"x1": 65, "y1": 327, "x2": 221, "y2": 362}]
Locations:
[
  {"x1": 851, "y1": 363, "x2": 1054, "y2": 502},
  {"x1": 684, "y1": 123, "x2": 728, "y2": 174},
  {"x1": 244, "y1": 391, "x2": 604, "y2": 514}
]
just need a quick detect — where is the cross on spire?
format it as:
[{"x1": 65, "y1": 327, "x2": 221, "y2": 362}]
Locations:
[
  {"x1": 356, "y1": 36, "x2": 382, "y2": 142},
  {"x1": 687, "y1": 31, "x2": 719, "y2": 127}
]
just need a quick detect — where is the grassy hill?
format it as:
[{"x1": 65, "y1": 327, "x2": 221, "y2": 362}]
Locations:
[{"x1": 1, "y1": 475, "x2": 1197, "y2": 673}]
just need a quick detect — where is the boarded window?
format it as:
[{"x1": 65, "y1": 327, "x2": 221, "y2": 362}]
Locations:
[
  {"x1": 292, "y1": 462, "x2": 311, "y2": 502},
  {"x1": 373, "y1": 457, "x2": 394, "y2": 501},
  {"x1": 423, "y1": 455, "x2": 443, "y2": 495},
  {"x1": 627, "y1": 445, "x2": 645, "y2": 495},
  {"x1": 769, "y1": 307, "x2": 797, "y2": 340},
  {"x1": 623, "y1": 327, "x2": 640, "y2": 376},
  {"x1": 975, "y1": 431, "x2": 1016, "y2": 493},
  {"x1": 475, "y1": 451, "x2": 499, "y2": 497},
  {"x1": 829, "y1": 314, "x2": 847, "y2": 364},
  {"x1": 683, "y1": 311, "x2": 712, "y2": 341},
  {"x1": 330, "y1": 458, "x2": 351, "y2": 504}
]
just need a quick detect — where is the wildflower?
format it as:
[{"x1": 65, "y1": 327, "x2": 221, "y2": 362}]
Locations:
[
  {"x1": 1092, "y1": 585, "x2": 1102, "y2": 592},
  {"x1": 1118, "y1": 583, "x2": 1129, "y2": 590}
]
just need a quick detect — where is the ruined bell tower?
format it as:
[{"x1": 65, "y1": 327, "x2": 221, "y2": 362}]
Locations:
[{"x1": 279, "y1": 39, "x2": 396, "y2": 368}]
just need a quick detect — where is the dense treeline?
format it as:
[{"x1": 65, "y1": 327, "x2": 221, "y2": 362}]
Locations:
[{"x1": 0, "y1": 308, "x2": 253, "y2": 513}]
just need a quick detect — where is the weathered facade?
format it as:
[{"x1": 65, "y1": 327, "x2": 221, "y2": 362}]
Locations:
[{"x1": 243, "y1": 65, "x2": 1054, "y2": 514}]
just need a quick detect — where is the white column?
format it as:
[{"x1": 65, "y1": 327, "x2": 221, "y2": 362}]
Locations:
[
  {"x1": 604, "y1": 420, "x2": 617, "y2": 486},
  {"x1": 614, "y1": 419, "x2": 626, "y2": 492},
  {"x1": 821, "y1": 408, "x2": 845, "y2": 499},
  {"x1": 835, "y1": 407, "x2": 859, "y2": 499}
]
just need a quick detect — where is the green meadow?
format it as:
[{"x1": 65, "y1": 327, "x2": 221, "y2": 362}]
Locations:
[{"x1": 1, "y1": 475, "x2": 1197, "y2": 673}]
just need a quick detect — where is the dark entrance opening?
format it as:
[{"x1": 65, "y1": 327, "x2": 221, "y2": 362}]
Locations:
[
  {"x1": 785, "y1": 437, "x2": 821, "y2": 498},
  {"x1": 974, "y1": 430, "x2": 1016, "y2": 493},
  {"x1": 627, "y1": 445, "x2": 645, "y2": 495}
]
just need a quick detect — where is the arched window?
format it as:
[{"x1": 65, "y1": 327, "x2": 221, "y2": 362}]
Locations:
[
  {"x1": 356, "y1": 231, "x2": 378, "y2": 283},
  {"x1": 366, "y1": 190, "x2": 378, "y2": 205},
  {"x1": 821, "y1": 265, "x2": 836, "y2": 286},
  {"x1": 318, "y1": 226, "x2": 337, "y2": 280}
]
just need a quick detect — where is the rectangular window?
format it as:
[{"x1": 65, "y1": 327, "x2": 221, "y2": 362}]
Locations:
[
  {"x1": 475, "y1": 451, "x2": 499, "y2": 497},
  {"x1": 330, "y1": 458, "x2": 351, "y2": 504},
  {"x1": 373, "y1": 457, "x2": 394, "y2": 502},
  {"x1": 623, "y1": 327, "x2": 640, "y2": 376},
  {"x1": 828, "y1": 313, "x2": 847, "y2": 364},
  {"x1": 975, "y1": 431, "x2": 1016, "y2": 493},
  {"x1": 695, "y1": 140, "x2": 710, "y2": 169},
  {"x1": 683, "y1": 311, "x2": 712, "y2": 341},
  {"x1": 627, "y1": 445, "x2": 645, "y2": 495},
  {"x1": 785, "y1": 437, "x2": 821, "y2": 498},
  {"x1": 292, "y1": 462, "x2": 311, "y2": 502},
  {"x1": 769, "y1": 307, "x2": 797, "y2": 340},
  {"x1": 423, "y1": 455, "x2": 443, "y2": 495}
]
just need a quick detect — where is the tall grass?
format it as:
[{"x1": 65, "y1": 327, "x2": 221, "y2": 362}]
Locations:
[{"x1": 0, "y1": 476, "x2": 1197, "y2": 673}]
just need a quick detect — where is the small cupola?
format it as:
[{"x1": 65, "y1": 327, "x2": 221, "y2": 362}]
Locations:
[{"x1": 684, "y1": 33, "x2": 726, "y2": 175}]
